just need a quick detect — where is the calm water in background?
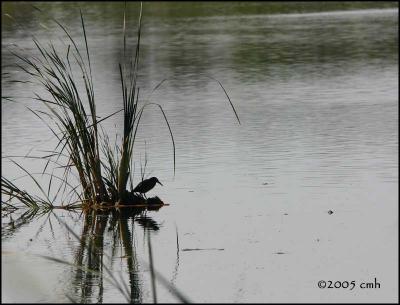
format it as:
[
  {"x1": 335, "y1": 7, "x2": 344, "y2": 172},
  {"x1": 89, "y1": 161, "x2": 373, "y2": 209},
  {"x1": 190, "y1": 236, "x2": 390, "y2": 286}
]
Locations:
[{"x1": 1, "y1": 4, "x2": 398, "y2": 303}]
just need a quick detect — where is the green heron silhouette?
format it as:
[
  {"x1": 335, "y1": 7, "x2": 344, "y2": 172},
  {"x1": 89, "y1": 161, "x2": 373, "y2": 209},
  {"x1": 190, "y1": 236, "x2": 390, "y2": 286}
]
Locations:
[{"x1": 133, "y1": 177, "x2": 163, "y2": 198}]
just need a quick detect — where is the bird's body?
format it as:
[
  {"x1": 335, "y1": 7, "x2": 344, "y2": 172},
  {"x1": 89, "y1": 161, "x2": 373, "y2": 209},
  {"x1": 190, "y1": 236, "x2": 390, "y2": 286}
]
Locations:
[{"x1": 133, "y1": 177, "x2": 163, "y2": 197}]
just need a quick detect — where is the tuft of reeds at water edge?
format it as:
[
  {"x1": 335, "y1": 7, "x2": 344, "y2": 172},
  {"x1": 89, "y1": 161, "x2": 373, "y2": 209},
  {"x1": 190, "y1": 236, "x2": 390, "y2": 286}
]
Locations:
[{"x1": 1, "y1": 2, "x2": 240, "y2": 212}]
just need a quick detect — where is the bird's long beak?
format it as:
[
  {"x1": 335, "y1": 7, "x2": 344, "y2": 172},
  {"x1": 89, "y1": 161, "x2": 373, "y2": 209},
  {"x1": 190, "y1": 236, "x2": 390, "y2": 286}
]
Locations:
[{"x1": 157, "y1": 181, "x2": 163, "y2": 186}]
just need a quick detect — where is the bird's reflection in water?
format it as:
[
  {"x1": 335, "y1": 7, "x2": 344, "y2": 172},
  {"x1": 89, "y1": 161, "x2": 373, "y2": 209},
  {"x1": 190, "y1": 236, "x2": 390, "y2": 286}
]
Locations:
[
  {"x1": 135, "y1": 216, "x2": 161, "y2": 231},
  {"x1": 69, "y1": 205, "x2": 163, "y2": 303}
]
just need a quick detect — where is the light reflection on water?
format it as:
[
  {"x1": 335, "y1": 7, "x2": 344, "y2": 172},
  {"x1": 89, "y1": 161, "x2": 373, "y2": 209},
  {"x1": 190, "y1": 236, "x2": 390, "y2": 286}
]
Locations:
[{"x1": 2, "y1": 5, "x2": 398, "y2": 303}]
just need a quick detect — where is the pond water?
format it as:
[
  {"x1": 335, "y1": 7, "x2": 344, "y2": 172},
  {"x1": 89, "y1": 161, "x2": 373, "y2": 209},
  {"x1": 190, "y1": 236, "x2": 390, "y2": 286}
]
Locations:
[{"x1": 2, "y1": 3, "x2": 398, "y2": 303}]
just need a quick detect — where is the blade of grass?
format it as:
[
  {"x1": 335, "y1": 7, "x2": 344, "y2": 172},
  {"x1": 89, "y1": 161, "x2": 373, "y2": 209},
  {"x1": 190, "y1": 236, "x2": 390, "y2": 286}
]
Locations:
[
  {"x1": 147, "y1": 228, "x2": 157, "y2": 303},
  {"x1": 206, "y1": 76, "x2": 241, "y2": 125}
]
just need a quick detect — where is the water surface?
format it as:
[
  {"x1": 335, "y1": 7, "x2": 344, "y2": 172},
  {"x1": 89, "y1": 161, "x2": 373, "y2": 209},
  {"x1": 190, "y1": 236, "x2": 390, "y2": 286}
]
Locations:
[{"x1": 2, "y1": 4, "x2": 398, "y2": 303}]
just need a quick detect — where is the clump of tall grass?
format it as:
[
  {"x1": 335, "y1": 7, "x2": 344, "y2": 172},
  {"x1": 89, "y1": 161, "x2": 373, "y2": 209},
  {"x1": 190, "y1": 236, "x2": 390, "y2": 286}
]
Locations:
[
  {"x1": 2, "y1": 3, "x2": 240, "y2": 210},
  {"x1": 2, "y1": 3, "x2": 160, "y2": 207}
]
